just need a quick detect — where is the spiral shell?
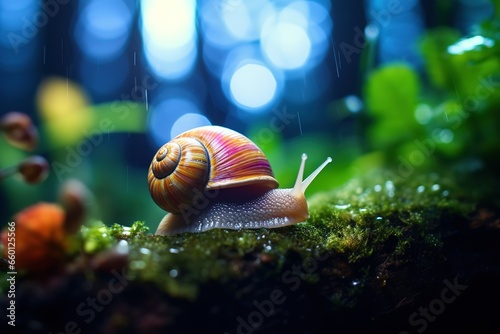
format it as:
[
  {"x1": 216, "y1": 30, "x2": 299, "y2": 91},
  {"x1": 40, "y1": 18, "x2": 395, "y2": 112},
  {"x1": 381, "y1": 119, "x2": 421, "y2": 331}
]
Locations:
[{"x1": 148, "y1": 126, "x2": 278, "y2": 214}]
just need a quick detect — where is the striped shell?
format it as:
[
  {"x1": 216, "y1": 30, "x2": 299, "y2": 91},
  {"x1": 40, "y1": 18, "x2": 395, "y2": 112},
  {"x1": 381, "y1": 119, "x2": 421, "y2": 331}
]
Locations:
[{"x1": 148, "y1": 126, "x2": 278, "y2": 214}]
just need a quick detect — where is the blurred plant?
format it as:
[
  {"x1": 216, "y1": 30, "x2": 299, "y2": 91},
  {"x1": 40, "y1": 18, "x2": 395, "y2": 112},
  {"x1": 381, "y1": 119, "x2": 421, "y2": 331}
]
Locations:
[
  {"x1": 1, "y1": 203, "x2": 67, "y2": 272},
  {"x1": 0, "y1": 111, "x2": 38, "y2": 151},
  {"x1": 0, "y1": 178, "x2": 91, "y2": 274},
  {"x1": 0, "y1": 112, "x2": 49, "y2": 184},
  {"x1": 359, "y1": 0, "x2": 500, "y2": 176}
]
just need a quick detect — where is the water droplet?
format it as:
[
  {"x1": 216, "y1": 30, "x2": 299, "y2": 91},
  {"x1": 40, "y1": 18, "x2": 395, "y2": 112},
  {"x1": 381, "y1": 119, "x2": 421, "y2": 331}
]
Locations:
[
  {"x1": 345, "y1": 95, "x2": 363, "y2": 113},
  {"x1": 351, "y1": 280, "x2": 360, "y2": 286},
  {"x1": 335, "y1": 204, "x2": 351, "y2": 209},
  {"x1": 417, "y1": 185, "x2": 425, "y2": 193},
  {"x1": 140, "y1": 248, "x2": 151, "y2": 255},
  {"x1": 365, "y1": 23, "x2": 379, "y2": 41},
  {"x1": 442, "y1": 190, "x2": 449, "y2": 197},
  {"x1": 374, "y1": 184, "x2": 382, "y2": 192},
  {"x1": 431, "y1": 184, "x2": 440, "y2": 191},
  {"x1": 169, "y1": 269, "x2": 178, "y2": 278},
  {"x1": 122, "y1": 226, "x2": 131, "y2": 236},
  {"x1": 385, "y1": 180, "x2": 395, "y2": 192},
  {"x1": 116, "y1": 240, "x2": 129, "y2": 254},
  {"x1": 359, "y1": 208, "x2": 367, "y2": 213},
  {"x1": 169, "y1": 248, "x2": 180, "y2": 254},
  {"x1": 438, "y1": 129, "x2": 454, "y2": 143},
  {"x1": 415, "y1": 104, "x2": 433, "y2": 124},
  {"x1": 376, "y1": 216, "x2": 383, "y2": 221}
]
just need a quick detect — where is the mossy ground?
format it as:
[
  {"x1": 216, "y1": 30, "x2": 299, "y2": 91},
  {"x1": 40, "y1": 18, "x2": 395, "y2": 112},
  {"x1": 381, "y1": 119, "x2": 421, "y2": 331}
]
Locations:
[
  {"x1": 99, "y1": 171, "x2": 475, "y2": 297},
  {"x1": 2, "y1": 169, "x2": 499, "y2": 333}
]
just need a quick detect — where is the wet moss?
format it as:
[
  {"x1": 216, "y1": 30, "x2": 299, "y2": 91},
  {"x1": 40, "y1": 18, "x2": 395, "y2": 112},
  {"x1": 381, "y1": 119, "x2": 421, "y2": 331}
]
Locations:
[{"x1": 78, "y1": 170, "x2": 482, "y2": 302}]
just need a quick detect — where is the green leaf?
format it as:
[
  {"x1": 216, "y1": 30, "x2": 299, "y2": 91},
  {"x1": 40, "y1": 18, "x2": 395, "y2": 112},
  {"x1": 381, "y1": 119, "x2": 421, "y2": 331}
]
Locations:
[
  {"x1": 365, "y1": 64, "x2": 421, "y2": 149},
  {"x1": 365, "y1": 64, "x2": 419, "y2": 119},
  {"x1": 420, "y1": 27, "x2": 461, "y2": 90}
]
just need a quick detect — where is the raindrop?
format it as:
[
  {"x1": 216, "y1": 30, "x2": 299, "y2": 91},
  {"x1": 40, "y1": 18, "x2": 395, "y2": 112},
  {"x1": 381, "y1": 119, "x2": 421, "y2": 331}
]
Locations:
[
  {"x1": 140, "y1": 247, "x2": 151, "y2": 255},
  {"x1": 374, "y1": 184, "x2": 382, "y2": 192},
  {"x1": 297, "y1": 112, "x2": 303, "y2": 135},
  {"x1": 116, "y1": 240, "x2": 129, "y2": 254},
  {"x1": 334, "y1": 204, "x2": 350, "y2": 209},
  {"x1": 414, "y1": 104, "x2": 432, "y2": 124},
  {"x1": 442, "y1": 190, "x2": 449, "y2": 197},
  {"x1": 345, "y1": 95, "x2": 363, "y2": 113},
  {"x1": 438, "y1": 129, "x2": 454, "y2": 143},
  {"x1": 169, "y1": 248, "x2": 180, "y2": 254},
  {"x1": 169, "y1": 269, "x2": 178, "y2": 278},
  {"x1": 122, "y1": 226, "x2": 131, "y2": 236},
  {"x1": 365, "y1": 23, "x2": 379, "y2": 41},
  {"x1": 385, "y1": 180, "x2": 395, "y2": 192},
  {"x1": 431, "y1": 184, "x2": 440, "y2": 191},
  {"x1": 417, "y1": 185, "x2": 425, "y2": 193}
]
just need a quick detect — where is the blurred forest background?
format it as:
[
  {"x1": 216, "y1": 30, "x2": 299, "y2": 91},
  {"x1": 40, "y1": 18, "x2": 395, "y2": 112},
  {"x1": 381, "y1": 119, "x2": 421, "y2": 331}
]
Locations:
[{"x1": 1, "y1": 0, "x2": 499, "y2": 230}]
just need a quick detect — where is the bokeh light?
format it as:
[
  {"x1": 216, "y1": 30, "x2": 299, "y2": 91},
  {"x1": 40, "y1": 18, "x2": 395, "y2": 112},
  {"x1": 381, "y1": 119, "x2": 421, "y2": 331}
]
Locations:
[
  {"x1": 261, "y1": 22, "x2": 311, "y2": 70},
  {"x1": 229, "y1": 63, "x2": 278, "y2": 110},
  {"x1": 73, "y1": 0, "x2": 134, "y2": 61},
  {"x1": 200, "y1": 0, "x2": 332, "y2": 116},
  {"x1": 36, "y1": 78, "x2": 91, "y2": 146},
  {"x1": 447, "y1": 35, "x2": 495, "y2": 55},
  {"x1": 147, "y1": 97, "x2": 209, "y2": 147},
  {"x1": 141, "y1": 0, "x2": 197, "y2": 81},
  {"x1": 171, "y1": 113, "x2": 212, "y2": 139}
]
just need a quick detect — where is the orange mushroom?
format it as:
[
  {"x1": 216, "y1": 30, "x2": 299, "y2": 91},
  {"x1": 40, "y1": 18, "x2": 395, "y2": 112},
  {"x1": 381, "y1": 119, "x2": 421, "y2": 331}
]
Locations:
[{"x1": 1, "y1": 203, "x2": 67, "y2": 272}]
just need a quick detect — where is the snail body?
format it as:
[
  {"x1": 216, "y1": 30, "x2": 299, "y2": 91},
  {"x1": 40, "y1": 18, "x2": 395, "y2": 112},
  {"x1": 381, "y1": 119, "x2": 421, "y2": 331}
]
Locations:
[{"x1": 148, "y1": 126, "x2": 331, "y2": 235}]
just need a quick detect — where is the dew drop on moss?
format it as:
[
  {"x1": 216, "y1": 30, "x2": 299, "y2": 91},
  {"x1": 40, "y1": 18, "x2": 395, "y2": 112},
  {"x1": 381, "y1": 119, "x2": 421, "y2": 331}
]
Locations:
[
  {"x1": 140, "y1": 248, "x2": 151, "y2": 255},
  {"x1": 169, "y1": 269, "x2": 178, "y2": 278}
]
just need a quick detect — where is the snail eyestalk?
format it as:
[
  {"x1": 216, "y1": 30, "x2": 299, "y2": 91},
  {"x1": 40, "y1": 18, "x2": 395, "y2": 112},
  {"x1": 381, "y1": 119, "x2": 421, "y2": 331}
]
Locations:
[{"x1": 292, "y1": 154, "x2": 332, "y2": 197}]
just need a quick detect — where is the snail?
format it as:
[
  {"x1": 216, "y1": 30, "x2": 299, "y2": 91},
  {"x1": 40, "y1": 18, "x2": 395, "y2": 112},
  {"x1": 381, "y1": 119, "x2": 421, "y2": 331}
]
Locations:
[{"x1": 148, "y1": 126, "x2": 331, "y2": 235}]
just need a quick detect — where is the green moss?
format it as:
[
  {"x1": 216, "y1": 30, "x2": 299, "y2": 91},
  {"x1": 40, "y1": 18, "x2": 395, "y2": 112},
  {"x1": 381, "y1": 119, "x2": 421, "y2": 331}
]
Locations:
[
  {"x1": 81, "y1": 221, "x2": 116, "y2": 254},
  {"x1": 79, "y1": 171, "x2": 482, "y2": 301}
]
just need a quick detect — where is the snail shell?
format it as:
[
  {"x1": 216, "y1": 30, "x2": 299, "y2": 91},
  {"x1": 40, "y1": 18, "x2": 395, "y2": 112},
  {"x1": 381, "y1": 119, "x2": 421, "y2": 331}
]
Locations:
[
  {"x1": 148, "y1": 126, "x2": 332, "y2": 235},
  {"x1": 148, "y1": 126, "x2": 278, "y2": 213}
]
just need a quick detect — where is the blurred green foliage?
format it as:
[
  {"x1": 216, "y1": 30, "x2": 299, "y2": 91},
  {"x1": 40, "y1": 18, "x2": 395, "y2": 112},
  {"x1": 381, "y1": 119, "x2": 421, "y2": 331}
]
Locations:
[{"x1": 361, "y1": 4, "x2": 500, "y2": 175}]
